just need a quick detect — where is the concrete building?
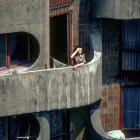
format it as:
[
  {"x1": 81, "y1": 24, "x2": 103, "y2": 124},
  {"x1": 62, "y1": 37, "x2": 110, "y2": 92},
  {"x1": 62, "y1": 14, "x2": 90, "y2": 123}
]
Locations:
[{"x1": 0, "y1": 0, "x2": 139, "y2": 140}]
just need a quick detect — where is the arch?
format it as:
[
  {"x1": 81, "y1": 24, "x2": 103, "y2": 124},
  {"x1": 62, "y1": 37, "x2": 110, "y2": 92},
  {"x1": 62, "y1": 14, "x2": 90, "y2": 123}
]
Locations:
[{"x1": 0, "y1": 32, "x2": 40, "y2": 72}]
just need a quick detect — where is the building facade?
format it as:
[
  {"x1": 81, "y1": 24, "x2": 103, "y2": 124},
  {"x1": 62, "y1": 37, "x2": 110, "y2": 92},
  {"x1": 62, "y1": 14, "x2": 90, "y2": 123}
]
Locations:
[
  {"x1": 92, "y1": 0, "x2": 140, "y2": 139},
  {"x1": 0, "y1": 0, "x2": 101, "y2": 140},
  {"x1": 0, "y1": 0, "x2": 140, "y2": 140}
]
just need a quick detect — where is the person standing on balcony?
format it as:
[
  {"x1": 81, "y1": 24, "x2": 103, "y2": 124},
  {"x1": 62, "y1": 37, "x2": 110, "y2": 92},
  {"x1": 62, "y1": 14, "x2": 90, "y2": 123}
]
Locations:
[{"x1": 70, "y1": 46, "x2": 86, "y2": 69}]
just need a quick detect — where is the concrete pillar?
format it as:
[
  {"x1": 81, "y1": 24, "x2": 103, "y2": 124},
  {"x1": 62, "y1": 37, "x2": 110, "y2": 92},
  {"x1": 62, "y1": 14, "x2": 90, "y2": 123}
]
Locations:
[{"x1": 37, "y1": 116, "x2": 50, "y2": 140}]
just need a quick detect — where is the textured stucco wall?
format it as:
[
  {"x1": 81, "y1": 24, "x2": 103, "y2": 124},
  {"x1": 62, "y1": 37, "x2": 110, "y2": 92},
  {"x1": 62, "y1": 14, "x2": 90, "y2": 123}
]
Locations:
[
  {"x1": 0, "y1": 0, "x2": 49, "y2": 69},
  {"x1": 92, "y1": 0, "x2": 140, "y2": 19}
]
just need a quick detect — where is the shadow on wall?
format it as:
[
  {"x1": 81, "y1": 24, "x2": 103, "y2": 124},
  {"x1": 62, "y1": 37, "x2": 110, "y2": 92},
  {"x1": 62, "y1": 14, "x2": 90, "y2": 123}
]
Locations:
[{"x1": 69, "y1": 106, "x2": 90, "y2": 140}]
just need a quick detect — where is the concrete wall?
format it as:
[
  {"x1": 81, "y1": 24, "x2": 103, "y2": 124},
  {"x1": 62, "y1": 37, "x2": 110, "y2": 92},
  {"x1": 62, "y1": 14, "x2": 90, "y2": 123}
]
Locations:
[
  {"x1": 36, "y1": 115, "x2": 50, "y2": 140},
  {"x1": 0, "y1": 0, "x2": 50, "y2": 69},
  {"x1": 92, "y1": 0, "x2": 140, "y2": 19}
]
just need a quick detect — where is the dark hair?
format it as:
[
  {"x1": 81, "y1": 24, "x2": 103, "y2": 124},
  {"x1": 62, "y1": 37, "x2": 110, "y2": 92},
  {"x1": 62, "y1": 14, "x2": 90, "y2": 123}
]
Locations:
[
  {"x1": 82, "y1": 47, "x2": 86, "y2": 54},
  {"x1": 72, "y1": 45, "x2": 80, "y2": 53},
  {"x1": 73, "y1": 46, "x2": 86, "y2": 52}
]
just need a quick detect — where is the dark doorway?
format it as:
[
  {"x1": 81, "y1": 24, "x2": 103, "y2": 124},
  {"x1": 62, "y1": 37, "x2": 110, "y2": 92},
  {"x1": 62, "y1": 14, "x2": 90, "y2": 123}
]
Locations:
[
  {"x1": 50, "y1": 110, "x2": 70, "y2": 140},
  {"x1": 50, "y1": 14, "x2": 70, "y2": 67},
  {"x1": 8, "y1": 114, "x2": 40, "y2": 140}
]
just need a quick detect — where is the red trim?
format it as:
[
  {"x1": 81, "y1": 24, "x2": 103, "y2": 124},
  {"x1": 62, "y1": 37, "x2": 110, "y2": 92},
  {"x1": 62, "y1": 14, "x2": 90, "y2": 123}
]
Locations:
[
  {"x1": 0, "y1": 67, "x2": 8, "y2": 71},
  {"x1": 6, "y1": 34, "x2": 10, "y2": 68},
  {"x1": 0, "y1": 61, "x2": 30, "y2": 72},
  {"x1": 50, "y1": 6, "x2": 73, "y2": 17},
  {"x1": 122, "y1": 128, "x2": 140, "y2": 131},
  {"x1": 69, "y1": 12, "x2": 73, "y2": 65},
  {"x1": 50, "y1": 0, "x2": 71, "y2": 7},
  {"x1": 119, "y1": 86, "x2": 123, "y2": 130}
]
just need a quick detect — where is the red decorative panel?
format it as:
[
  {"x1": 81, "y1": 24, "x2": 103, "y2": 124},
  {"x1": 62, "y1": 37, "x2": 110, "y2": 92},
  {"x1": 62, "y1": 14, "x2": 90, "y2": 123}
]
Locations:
[{"x1": 50, "y1": 0, "x2": 72, "y2": 8}]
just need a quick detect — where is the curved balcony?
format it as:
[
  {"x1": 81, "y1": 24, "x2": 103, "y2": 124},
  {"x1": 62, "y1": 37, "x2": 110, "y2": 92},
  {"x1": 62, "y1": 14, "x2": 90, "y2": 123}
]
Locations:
[{"x1": 0, "y1": 50, "x2": 101, "y2": 117}]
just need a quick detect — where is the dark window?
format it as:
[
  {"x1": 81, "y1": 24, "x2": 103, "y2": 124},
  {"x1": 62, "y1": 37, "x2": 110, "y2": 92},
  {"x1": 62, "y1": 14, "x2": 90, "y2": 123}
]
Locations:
[
  {"x1": 0, "y1": 34, "x2": 6, "y2": 68},
  {"x1": 8, "y1": 114, "x2": 40, "y2": 140},
  {"x1": 0, "y1": 32, "x2": 39, "y2": 70},
  {"x1": 50, "y1": 13, "x2": 71, "y2": 67},
  {"x1": 10, "y1": 33, "x2": 29, "y2": 65},
  {"x1": 122, "y1": 87, "x2": 140, "y2": 129},
  {"x1": 121, "y1": 20, "x2": 140, "y2": 137},
  {"x1": 121, "y1": 20, "x2": 140, "y2": 70}
]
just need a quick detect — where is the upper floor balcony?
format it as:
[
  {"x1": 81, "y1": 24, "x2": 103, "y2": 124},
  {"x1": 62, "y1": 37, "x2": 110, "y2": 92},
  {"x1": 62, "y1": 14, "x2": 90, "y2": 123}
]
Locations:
[
  {"x1": 0, "y1": 0, "x2": 102, "y2": 118},
  {"x1": 0, "y1": 49, "x2": 102, "y2": 117}
]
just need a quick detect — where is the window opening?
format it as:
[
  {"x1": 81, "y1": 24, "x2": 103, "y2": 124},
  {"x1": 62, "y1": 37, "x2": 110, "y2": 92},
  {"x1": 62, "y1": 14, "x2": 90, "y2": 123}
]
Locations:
[
  {"x1": 122, "y1": 87, "x2": 140, "y2": 129},
  {"x1": 10, "y1": 33, "x2": 29, "y2": 65},
  {"x1": 50, "y1": 13, "x2": 71, "y2": 68},
  {"x1": 0, "y1": 32, "x2": 39, "y2": 71},
  {"x1": 8, "y1": 114, "x2": 40, "y2": 140},
  {"x1": 0, "y1": 34, "x2": 6, "y2": 68},
  {"x1": 121, "y1": 19, "x2": 140, "y2": 137}
]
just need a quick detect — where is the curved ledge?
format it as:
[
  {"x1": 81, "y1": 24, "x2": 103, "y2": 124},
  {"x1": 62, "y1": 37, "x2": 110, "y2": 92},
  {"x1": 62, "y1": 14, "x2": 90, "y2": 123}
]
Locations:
[
  {"x1": 0, "y1": 51, "x2": 102, "y2": 116},
  {"x1": 92, "y1": 0, "x2": 140, "y2": 19},
  {"x1": 90, "y1": 108, "x2": 115, "y2": 140},
  {"x1": 89, "y1": 100, "x2": 113, "y2": 140},
  {"x1": 91, "y1": 109, "x2": 140, "y2": 140},
  {"x1": 36, "y1": 117, "x2": 50, "y2": 140}
]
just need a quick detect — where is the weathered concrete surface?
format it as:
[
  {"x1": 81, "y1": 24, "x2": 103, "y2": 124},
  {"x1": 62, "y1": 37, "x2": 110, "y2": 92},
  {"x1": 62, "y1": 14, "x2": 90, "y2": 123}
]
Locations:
[
  {"x1": 37, "y1": 117, "x2": 50, "y2": 140},
  {"x1": 90, "y1": 109, "x2": 113, "y2": 140},
  {"x1": 89, "y1": 101, "x2": 120, "y2": 140},
  {"x1": 0, "y1": 0, "x2": 49, "y2": 69},
  {"x1": 0, "y1": 51, "x2": 101, "y2": 117},
  {"x1": 92, "y1": 0, "x2": 140, "y2": 19}
]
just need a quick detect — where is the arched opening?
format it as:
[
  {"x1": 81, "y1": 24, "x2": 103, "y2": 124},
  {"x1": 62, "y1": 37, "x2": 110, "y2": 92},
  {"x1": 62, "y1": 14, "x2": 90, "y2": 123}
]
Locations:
[
  {"x1": 8, "y1": 114, "x2": 40, "y2": 140},
  {"x1": 0, "y1": 32, "x2": 39, "y2": 73}
]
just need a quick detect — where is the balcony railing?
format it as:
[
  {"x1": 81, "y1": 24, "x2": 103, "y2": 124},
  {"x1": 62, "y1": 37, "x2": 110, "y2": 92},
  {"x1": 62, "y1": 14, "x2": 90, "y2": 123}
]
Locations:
[{"x1": 0, "y1": 51, "x2": 101, "y2": 117}]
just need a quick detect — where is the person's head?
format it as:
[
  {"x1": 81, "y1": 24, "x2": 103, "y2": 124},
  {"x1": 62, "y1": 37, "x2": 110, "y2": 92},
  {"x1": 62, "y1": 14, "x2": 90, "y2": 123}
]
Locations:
[
  {"x1": 77, "y1": 48, "x2": 82, "y2": 54},
  {"x1": 73, "y1": 46, "x2": 82, "y2": 53}
]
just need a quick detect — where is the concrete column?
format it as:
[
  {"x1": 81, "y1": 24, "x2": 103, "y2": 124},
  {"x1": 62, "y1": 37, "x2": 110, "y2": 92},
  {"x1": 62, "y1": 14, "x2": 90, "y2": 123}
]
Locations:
[{"x1": 37, "y1": 116, "x2": 50, "y2": 140}]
